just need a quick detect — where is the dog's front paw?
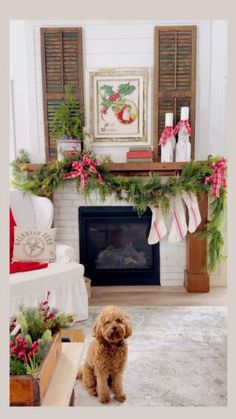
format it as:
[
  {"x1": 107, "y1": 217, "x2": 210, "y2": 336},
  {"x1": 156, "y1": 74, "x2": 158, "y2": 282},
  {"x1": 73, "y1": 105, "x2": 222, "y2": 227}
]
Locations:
[
  {"x1": 88, "y1": 387, "x2": 98, "y2": 397},
  {"x1": 99, "y1": 393, "x2": 111, "y2": 404},
  {"x1": 115, "y1": 393, "x2": 126, "y2": 402}
]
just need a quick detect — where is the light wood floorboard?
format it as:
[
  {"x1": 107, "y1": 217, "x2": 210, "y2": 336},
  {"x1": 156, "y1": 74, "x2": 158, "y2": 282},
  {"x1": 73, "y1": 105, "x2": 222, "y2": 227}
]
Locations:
[{"x1": 89, "y1": 286, "x2": 227, "y2": 306}]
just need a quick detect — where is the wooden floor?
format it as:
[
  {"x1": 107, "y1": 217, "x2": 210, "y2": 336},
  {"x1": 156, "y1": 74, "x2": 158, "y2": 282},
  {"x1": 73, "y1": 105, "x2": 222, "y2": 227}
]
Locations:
[{"x1": 89, "y1": 286, "x2": 227, "y2": 306}]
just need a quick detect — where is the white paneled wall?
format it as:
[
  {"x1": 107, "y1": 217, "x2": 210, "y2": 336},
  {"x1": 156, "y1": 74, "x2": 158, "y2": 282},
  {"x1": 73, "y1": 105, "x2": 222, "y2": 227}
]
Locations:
[
  {"x1": 9, "y1": 20, "x2": 227, "y2": 286},
  {"x1": 10, "y1": 20, "x2": 227, "y2": 162}
]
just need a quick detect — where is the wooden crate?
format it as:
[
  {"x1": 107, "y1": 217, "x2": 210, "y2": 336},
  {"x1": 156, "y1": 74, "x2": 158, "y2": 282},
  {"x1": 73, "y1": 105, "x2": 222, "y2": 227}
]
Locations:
[
  {"x1": 10, "y1": 331, "x2": 62, "y2": 406},
  {"x1": 41, "y1": 328, "x2": 85, "y2": 406}
]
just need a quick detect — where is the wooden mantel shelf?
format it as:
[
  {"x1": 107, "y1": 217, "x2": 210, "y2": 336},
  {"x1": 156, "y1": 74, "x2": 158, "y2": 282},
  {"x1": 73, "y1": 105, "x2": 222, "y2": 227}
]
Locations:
[
  {"x1": 107, "y1": 162, "x2": 185, "y2": 176},
  {"x1": 26, "y1": 162, "x2": 186, "y2": 177}
]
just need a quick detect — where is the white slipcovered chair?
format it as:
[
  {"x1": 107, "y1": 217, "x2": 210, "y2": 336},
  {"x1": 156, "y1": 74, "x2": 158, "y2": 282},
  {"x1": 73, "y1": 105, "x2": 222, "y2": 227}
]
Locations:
[{"x1": 10, "y1": 189, "x2": 88, "y2": 321}]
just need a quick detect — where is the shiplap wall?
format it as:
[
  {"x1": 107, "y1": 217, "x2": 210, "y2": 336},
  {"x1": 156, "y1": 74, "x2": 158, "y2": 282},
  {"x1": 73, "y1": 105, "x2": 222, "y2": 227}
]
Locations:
[
  {"x1": 9, "y1": 20, "x2": 227, "y2": 286},
  {"x1": 10, "y1": 20, "x2": 227, "y2": 162}
]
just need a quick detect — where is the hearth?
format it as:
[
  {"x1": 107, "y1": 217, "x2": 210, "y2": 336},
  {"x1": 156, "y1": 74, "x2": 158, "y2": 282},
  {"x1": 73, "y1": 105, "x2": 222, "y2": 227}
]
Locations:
[{"x1": 79, "y1": 206, "x2": 160, "y2": 286}]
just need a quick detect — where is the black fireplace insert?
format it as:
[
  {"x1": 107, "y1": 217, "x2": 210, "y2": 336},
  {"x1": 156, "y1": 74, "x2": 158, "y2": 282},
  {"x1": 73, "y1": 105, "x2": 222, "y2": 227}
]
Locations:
[{"x1": 79, "y1": 206, "x2": 160, "y2": 286}]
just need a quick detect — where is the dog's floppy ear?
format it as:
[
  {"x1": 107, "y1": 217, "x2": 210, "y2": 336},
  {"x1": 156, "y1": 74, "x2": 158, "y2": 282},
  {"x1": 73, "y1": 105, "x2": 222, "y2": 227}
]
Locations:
[
  {"x1": 124, "y1": 315, "x2": 132, "y2": 338},
  {"x1": 92, "y1": 317, "x2": 103, "y2": 342}
]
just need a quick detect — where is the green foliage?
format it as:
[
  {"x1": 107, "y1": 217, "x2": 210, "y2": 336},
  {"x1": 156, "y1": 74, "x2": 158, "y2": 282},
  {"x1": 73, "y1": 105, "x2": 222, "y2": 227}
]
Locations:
[
  {"x1": 10, "y1": 154, "x2": 227, "y2": 273},
  {"x1": 26, "y1": 360, "x2": 39, "y2": 377},
  {"x1": 48, "y1": 85, "x2": 84, "y2": 140},
  {"x1": 118, "y1": 82, "x2": 136, "y2": 96},
  {"x1": 25, "y1": 334, "x2": 32, "y2": 348},
  {"x1": 10, "y1": 149, "x2": 31, "y2": 187},
  {"x1": 196, "y1": 188, "x2": 227, "y2": 271},
  {"x1": 17, "y1": 304, "x2": 73, "y2": 342},
  {"x1": 17, "y1": 312, "x2": 28, "y2": 336},
  {"x1": 10, "y1": 357, "x2": 27, "y2": 375},
  {"x1": 36, "y1": 330, "x2": 53, "y2": 363},
  {"x1": 18, "y1": 307, "x2": 46, "y2": 341},
  {"x1": 10, "y1": 299, "x2": 74, "y2": 376},
  {"x1": 12, "y1": 149, "x2": 30, "y2": 164},
  {"x1": 100, "y1": 84, "x2": 114, "y2": 96}
]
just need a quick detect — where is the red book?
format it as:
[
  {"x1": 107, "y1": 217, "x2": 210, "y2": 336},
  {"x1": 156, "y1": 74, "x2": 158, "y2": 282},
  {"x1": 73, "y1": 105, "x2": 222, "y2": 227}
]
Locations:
[{"x1": 127, "y1": 150, "x2": 152, "y2": 159}]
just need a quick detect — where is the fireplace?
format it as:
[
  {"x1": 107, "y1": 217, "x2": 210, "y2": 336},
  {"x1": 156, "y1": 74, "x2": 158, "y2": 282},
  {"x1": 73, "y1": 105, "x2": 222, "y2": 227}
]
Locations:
[{"x1": 79, "y1": 206, "x2": 160, "y2": 286}]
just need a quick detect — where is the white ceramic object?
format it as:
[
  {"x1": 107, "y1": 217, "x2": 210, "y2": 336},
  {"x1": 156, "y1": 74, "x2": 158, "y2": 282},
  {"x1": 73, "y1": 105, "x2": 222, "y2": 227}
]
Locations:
[
  {"x1": 57, "y1": 138, "x2": 81, "y2": 161},
  {"x1": 175, "y1": 125, "x2": 191, "y2": 162},
  {"x1": 161, "y1": 112, "x2": 176, "y2": 162}
]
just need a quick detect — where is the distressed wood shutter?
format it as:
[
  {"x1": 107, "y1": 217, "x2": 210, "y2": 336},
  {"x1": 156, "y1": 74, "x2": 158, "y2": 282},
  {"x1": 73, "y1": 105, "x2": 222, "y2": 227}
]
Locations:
[
  {"x1": 153, "y1": 26, "x2": 196, "y2": 161},
  {"x1": 41, "y1": 27, "x2": 84, "y2": 160}
]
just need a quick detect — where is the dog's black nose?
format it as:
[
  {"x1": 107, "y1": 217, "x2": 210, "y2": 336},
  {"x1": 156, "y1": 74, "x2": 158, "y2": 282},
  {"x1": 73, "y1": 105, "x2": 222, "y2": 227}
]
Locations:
[{"x1": 112, "y1": 326, "x2": 117, "y2": 331}]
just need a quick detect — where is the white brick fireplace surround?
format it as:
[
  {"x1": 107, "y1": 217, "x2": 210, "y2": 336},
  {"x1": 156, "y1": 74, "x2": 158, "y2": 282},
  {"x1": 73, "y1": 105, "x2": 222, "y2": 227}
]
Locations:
[{"x1": 53, "y1": 181, "x2": 186, "y2": 286}]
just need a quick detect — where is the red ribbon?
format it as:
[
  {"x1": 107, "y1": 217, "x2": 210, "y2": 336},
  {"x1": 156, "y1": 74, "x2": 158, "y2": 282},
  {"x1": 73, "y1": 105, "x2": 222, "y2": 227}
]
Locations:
[
  {"x1": 63, "y1": 156, "x2": 103, "y2": 189},
  {"x1": 159, "y1": 126, "x2": 175, "y2": 145},
  {"x1": 174, "y1": 120, "x2": 191, "y2": 136},
  {"x1": 205, "y1": 158, "x2": 227, "y2": 197}
]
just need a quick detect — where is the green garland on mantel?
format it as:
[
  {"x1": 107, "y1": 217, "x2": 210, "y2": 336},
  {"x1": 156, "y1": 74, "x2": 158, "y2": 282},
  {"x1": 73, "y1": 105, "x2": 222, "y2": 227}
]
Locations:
[{"x1": 11, "y1": 150, "x2": 227, "y2": 273}]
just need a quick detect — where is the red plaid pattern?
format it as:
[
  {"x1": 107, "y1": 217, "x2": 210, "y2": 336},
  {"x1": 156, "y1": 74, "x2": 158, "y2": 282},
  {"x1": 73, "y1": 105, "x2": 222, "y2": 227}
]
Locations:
[
  {"x1": 159, "y1": 126, "x2": 175, "y2": 145},
  {"x1": 205, "y1": 158, "x2": 227, "y2": 197},
  {"x1": 174, "y1": 120, "x2": 191, "y2": 136},
  {"x1": 64, "y1": 155, "x2": 103, "y2": 189}
]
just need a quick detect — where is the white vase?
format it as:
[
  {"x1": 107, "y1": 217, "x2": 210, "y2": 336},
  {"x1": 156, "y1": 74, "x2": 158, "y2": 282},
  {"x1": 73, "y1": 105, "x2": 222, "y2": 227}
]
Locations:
[
  {"x1": 175, "y1": 125, "x2": 191, "y2": 162},
  {"x1": 161, "y1": 136, "x2": 176, "y2": 162}
]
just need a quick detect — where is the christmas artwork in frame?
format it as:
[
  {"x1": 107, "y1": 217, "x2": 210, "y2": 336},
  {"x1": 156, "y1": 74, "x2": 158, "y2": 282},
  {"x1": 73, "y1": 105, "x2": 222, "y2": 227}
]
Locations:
[{"x1": 88, "y1": 68, "x2": 150, "y2": 146}]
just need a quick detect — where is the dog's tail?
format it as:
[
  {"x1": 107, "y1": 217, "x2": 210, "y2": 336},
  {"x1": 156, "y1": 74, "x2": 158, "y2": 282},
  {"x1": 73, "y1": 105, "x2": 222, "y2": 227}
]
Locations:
[{"x1": 76, "y1": 365, "x2": 83, "y2": 380}]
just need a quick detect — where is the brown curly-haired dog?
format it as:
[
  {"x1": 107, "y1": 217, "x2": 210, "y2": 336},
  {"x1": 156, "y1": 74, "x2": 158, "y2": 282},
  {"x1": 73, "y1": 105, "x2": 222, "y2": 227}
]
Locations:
[{"x1": 77, "y1": 305, "x2": 132, "y2": 404}]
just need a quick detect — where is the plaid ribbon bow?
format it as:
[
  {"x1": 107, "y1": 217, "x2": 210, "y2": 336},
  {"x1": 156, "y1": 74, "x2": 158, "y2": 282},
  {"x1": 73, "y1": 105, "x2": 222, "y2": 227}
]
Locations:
[
  {"x1": 205, "y1": 157, "x2": 227, "y2": 197},
  {"x1": 174, "y1": 120, "x2": 192, "y2": 137},
  {"x1": 64, "y1": 155, "x2": 103, "y2": 190},
  {"x1": 159, "y1": 126, "x2": 175, "y2": 145}
]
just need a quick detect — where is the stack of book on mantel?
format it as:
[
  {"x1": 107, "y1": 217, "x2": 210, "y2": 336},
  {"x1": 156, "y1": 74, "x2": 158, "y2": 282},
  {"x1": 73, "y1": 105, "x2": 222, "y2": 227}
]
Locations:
[{"x1": 126, "y1": 146, "x2": 153, "y2": 163}]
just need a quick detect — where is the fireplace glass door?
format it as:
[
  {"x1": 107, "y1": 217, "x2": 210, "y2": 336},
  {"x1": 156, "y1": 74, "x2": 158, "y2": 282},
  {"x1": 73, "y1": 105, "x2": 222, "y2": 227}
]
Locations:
[{"x1": 79, "y1": 206, "x2": 160, "y2": 286}]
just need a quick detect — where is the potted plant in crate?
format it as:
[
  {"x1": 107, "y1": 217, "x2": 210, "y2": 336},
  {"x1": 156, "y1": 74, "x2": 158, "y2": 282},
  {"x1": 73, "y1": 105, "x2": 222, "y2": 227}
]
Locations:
[
  {"x1": 9, "y1": 291, "x2": 74, "y2": 406},
  {"x1": 48, "y1": 85, "x2": 85, "y2": 161}
]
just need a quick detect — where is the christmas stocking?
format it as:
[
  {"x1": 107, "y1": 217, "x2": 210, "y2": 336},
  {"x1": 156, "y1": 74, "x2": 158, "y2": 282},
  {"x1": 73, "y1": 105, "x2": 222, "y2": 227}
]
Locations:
[
  {"x1": 168, "y1": 195, "x2": 188, "y2": 242},
  {"x1": 182, "y1": 191, "x2": 201, "y2": 233},
  {"x1": 148, "y1": 206, "x2": 167, "y2": 244}
]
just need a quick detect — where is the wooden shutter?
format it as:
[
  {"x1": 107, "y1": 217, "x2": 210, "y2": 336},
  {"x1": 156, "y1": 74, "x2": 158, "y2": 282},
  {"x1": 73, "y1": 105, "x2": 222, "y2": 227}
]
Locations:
[
  {"x1": 153, "y1": 26, "x2": 196, "y2": 161},
  {"x1": 41, "y1": 28, "x2": 84, "y2": 160}
]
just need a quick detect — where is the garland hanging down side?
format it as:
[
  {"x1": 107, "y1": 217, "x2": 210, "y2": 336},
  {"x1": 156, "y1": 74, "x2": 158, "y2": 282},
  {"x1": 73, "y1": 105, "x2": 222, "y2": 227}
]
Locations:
[{"x1": 11, "y1": 151, "x2": 227, "y2": 272}]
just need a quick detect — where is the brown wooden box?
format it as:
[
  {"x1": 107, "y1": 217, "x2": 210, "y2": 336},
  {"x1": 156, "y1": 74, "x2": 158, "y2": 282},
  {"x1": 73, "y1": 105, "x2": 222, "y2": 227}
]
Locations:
[{"x1": 10, "y1": 331, "x2": 62, "y2": 406}]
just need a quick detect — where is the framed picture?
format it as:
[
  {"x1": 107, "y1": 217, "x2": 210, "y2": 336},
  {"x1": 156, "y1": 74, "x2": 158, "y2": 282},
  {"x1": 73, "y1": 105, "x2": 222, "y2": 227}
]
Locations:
[{"x1": 87, "y1": 68, "x2": 150, "y2": 145}]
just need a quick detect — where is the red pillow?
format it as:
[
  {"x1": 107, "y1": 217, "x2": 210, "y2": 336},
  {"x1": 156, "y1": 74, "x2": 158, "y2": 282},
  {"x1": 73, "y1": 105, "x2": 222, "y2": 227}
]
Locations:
[
  {"x1": 10, "y1": 261, "x2": 48, "y2": 274},
  {"x1": 9, "y1": 208, "x2": 16, "y2": 262}
]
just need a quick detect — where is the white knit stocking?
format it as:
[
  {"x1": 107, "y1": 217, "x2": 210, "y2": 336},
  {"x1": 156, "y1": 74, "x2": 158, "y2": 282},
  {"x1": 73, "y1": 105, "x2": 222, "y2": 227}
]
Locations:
[
  {"x1": 148, "y1": 206, "x2": 167, "y2": 244},
  {"x1": 168, "y1": 195, "x2": 188, "y2": 243},
  {"x1": 182, "y1": 191, "x2": 201, "y2": 233}
]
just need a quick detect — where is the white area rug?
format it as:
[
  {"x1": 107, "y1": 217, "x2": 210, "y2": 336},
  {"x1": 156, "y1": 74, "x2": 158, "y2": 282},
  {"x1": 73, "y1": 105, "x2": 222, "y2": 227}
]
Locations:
[{"x1": 74, "y1": 306, "x2": 227, "y2": 407}]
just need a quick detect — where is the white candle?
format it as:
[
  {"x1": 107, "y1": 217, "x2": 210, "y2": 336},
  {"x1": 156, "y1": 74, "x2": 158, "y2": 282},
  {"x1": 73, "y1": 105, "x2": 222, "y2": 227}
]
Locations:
[
  {"x1": 180, "y1": 107, "x2": 189, "y2": 121},
  {"x1": 165, "y1": 113, "x2": 173, "y2": 126}
]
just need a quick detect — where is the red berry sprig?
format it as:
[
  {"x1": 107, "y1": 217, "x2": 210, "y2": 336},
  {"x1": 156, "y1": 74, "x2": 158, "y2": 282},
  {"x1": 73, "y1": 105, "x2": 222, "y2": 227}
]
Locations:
[
  {"x1": 109, "y1": 92, "x2": 121, "y2": 102},
  {"x1": 39, "y1": 291, "x2": 56, "y2": 322},
  {"x1": 10, "y1": 335, "x2": 39, "y2": 362}
]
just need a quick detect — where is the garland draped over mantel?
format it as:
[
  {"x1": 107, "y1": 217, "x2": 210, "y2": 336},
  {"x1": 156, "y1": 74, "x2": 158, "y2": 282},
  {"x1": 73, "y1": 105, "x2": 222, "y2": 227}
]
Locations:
[{"x1": 11, "y1": 151, "x2": 227, "y2": 273}]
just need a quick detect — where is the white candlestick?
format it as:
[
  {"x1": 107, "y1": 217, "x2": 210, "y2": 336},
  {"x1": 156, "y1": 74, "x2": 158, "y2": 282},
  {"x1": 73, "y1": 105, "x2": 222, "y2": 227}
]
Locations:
[
  {"x1": 180, "y1": 107, "x2": 189, "y2": 121},
  {"x1": 165, "y1": 113, "x2": 173, "y2": 126}
]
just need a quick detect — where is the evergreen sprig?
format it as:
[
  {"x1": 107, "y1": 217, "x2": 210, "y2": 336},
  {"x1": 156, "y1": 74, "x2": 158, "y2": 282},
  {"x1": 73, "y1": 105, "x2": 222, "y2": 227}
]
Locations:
[{"x1": 10, "y1": 153, "x2": 227, "y2": 272}]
